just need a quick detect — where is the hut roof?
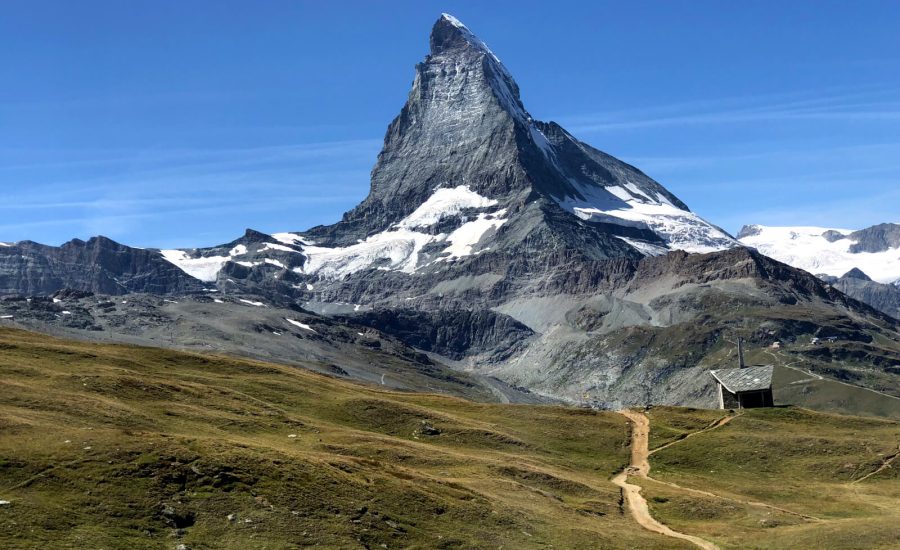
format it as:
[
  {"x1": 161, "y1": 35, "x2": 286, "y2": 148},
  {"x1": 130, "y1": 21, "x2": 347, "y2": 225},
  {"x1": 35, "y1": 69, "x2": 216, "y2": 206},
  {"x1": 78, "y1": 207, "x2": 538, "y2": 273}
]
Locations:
[{"x1": 710, "y1": 366, "x2": 774, "y2": 393}]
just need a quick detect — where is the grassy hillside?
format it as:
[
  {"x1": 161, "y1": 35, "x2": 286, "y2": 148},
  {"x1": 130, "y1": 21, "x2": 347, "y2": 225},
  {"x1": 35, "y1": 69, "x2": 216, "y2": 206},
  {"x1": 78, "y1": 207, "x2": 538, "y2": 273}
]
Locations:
[
  {"x1": 1, "y1": 327, "x2": 897, "y2": 549},
  {"x1": 0, "y1": 327, "x2": 685, "y2": 549},
  {"x1": 642, "y1": 406, "x2": 900, "y2": 549}
]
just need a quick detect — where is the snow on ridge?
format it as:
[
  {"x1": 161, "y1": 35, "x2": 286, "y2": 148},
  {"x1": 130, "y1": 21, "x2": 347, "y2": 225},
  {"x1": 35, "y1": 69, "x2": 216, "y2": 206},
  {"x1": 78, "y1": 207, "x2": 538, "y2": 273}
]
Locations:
[
  {"x1": 397, "y1": 185, "x2": 497, "y2": 229},
  {"x1": 738, "y1": 225, "x2": 900, "y2": 283},
  {"x1": 298, "y1": 186, "x2": 505, "y2": 279},
  {"x1": 437, "y1": 13, "x2": 528, "y2": 123},
  {"x1": 239, "y1": 299, "x2": 265, "y2": 307},
  {"x1": 272, "y1": 233, "x2": 310, "y2": 246},
  {"x1": 555, "y1": 181, "x2": 737, "y2": 254},
  {"x1": 300, "y1": 228, "x2": 434, "y2": 279},
  {"x1": 161, "y1": 239, "x2": 300, "y2": 282}
]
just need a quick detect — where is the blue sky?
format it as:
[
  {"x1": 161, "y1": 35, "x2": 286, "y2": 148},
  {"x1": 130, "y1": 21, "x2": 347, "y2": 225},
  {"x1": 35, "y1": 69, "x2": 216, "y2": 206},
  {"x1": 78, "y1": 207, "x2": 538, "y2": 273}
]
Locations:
[{"x1": 2, "y1": 0, "x2": 898, "y2": 248}]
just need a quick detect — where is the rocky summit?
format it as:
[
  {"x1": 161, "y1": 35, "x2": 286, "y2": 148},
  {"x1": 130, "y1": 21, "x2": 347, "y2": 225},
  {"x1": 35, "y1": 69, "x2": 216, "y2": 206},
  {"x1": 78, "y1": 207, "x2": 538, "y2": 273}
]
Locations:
[{"x1": 0, "y1": 14, "x2": 898, "y2": 412}]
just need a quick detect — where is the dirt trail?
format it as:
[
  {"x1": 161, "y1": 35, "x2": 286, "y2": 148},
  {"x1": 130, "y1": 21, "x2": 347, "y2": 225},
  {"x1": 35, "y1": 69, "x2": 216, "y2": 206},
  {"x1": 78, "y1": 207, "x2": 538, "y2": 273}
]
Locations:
[
  {"x1": 649, "y1": 413, "x2": 738, "y2": 456},
  {"x1": 764, "y1": 349, "x2": 899, "y2": 400},
  {"x1": 612, "y1": 410, "x2": 720, "y2": 550},
  {"x1": 616, "y1": 409, "x2": 821, "y2": 527},
  {"x1": 852, "y1": 445, "x2": 900, "y2": 484}
]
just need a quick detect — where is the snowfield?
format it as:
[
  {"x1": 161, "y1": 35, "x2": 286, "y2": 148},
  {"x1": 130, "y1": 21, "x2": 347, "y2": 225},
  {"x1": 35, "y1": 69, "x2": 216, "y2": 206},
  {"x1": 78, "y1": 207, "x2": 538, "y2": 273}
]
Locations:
[
  {"x1": 396, "y1": 185, "x2": 498, "y2": 229},
  {"x1": 159, "y1": 250, "x2": 230, "y2": 282},
  {"x1": 298, "y1": 185, "x2": 506, "y2": 279},
  {"x1": 555, "y1": 181, "x2": 737, "y2": 254},
  {"x1": 285, "y1": 318, "x2": 316, "y2": 333},
  {"x1": 738, "y1": 225, "x2": 900, "y2": 283}
]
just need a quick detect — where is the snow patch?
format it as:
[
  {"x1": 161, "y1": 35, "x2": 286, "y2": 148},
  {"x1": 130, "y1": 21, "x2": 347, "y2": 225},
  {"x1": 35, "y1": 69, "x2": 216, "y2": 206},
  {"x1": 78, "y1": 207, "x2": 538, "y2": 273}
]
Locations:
[
  {"x1": 285, "y1": 318, "x2": 316, "y2": 333},
  {"x1": 615, "y1": 236, "x2": 669, "y2": 257},
  {"x1": 160, "y1": 250, "x2": 229, "y2": 282},
  {"x1": 300, "y1": 228, "x2": 436, "y2": 278},
  {"x1": 396, "y1": 185, "x2": 497, "y2": 229},
  {"x1": 229, "y1": 244, "x2": 248, "y2": 256},
  {"x1": 442, "y1": 210, "x2": 507, "y2": 259},
  {"x1": 298, "y1": 186, "x2": 504, "y2": 279},
  {"x1": 239, "y1": 299, "x2": 265, "y2": 307},
  {"x1": 272, "y1": 233, "x2": 310, "y2": 246},
  {"x1": 264, "y1": 258, "x2": 286, "y2": 269}
]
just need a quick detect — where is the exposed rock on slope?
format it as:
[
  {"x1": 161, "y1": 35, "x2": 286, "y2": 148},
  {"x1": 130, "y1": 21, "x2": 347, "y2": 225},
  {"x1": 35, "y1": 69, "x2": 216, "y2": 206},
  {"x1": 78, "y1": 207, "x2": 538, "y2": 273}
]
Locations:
[
  {"x1": 0, "y1": 237, "x2": 204, "y2": 296},
  {"x1": 821, "y1": 269, "x2": 900, "y2": 320}
]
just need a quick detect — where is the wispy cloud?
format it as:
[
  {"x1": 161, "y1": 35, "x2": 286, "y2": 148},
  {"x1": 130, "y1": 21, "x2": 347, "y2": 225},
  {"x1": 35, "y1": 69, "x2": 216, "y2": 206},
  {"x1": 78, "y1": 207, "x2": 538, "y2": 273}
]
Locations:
[
  {"x1": 2, "y1": 139, "x2": 380, "y2": 200},
  {"x1": 713, "y1": 186, "x2": 900, "y2": 233},
  {"x1": 557, "y1": 88, "x2": 900, "y2": 133},
  {"x1": 625, "y1": 142, "x2": 900, "y2": 176},
  {"x1": 0, "y1": 138, "x2": 382, "y2": 246}
]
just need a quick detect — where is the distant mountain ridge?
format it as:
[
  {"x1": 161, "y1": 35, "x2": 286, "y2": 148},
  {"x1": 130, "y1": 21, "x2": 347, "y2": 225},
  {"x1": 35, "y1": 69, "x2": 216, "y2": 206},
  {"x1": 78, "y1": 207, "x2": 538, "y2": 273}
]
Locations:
[
  {"x1": 819, "y1": 268, "x2": 900, "y2": 320},
  {"x1": 738, "y1": 223, "x2": 900, "y2": 284},
  {"x1": 738, "y1": 223, "x2": 900, "y2": 319}
]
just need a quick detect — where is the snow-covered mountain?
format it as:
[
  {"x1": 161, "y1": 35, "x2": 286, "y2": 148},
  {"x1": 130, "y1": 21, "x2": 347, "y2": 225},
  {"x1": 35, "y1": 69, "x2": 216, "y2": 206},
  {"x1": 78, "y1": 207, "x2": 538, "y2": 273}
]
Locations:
[
  {"x1": 157, "y1": 13, "x2": 735, "y2": 286},
  {"x1": 738, "y1": 224, "x2": 900, "y2": 284}
]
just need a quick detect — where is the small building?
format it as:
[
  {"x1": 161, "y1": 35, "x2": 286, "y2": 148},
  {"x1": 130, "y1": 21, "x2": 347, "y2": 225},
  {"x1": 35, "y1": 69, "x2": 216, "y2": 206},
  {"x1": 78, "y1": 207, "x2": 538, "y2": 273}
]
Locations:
[{"x1": 709, "y1": 366, "x2": 774, "y2": 409}]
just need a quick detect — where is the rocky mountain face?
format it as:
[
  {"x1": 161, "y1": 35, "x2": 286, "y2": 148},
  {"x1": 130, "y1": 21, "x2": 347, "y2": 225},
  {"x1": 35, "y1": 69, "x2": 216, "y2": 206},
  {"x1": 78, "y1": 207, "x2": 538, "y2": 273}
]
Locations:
[
  {"x1": 0, "y1": 14, "x2": 897, "y2": 410},
  {"x1": 820, "y1": 268, "x2": 900, "y2": 320},
  {"x1": 0, "y1": 291, "x2": 543, "y2": 404},
  {"x1": 159, "y1": 14, "x2": 737, "y2": 314},
  {"x1": 0, "y1": 237, "x2": 204, "y2": 296}
]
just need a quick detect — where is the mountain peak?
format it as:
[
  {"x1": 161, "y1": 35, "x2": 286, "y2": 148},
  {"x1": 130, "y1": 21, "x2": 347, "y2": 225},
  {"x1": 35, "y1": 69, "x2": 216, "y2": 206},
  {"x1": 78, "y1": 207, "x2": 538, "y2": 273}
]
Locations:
[
  {"x1": 841, "y1": 267, "x2": 873, "y2": 281},
  {"x1": 302, "y1": 14, "x2": 736, "y2": 263},
  {"x1": 431, "y1": 14, "x2": 494, "y2": 57}
]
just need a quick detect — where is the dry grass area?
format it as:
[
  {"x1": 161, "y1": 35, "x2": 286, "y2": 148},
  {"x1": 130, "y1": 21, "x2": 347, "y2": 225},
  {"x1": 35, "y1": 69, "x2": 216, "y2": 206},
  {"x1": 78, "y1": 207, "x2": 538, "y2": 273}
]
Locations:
[
  {"x1": 642, "y1": 406, "x2": 900, "y2": 549},
  {"x1": 1, "y1": 327, "x2": 897, "y2": 549},
  {"x1": 0, "y1": 327, "x2": 689, "y2": 549}
]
